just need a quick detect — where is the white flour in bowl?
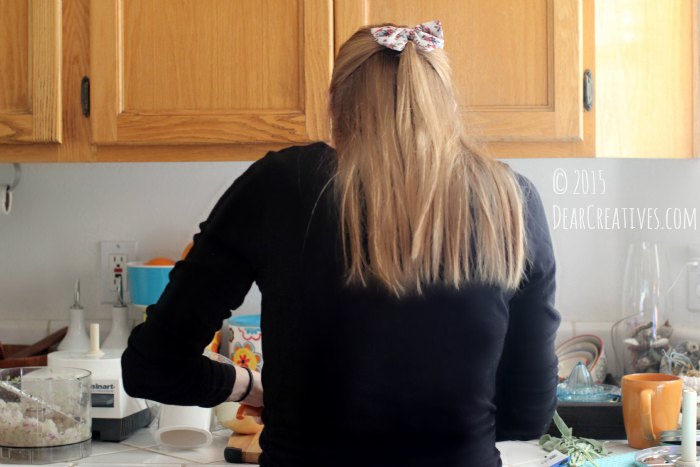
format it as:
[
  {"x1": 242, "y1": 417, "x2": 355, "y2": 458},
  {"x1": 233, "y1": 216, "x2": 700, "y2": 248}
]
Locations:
[{"x1": 0, "y1": 399, "x2": 90, "y2": 447}]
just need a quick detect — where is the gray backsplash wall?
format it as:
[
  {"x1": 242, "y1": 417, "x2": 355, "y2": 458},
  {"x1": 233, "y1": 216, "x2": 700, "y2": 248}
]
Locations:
[{"x1": 1, "y1": 157, "x2": 699, "y2": 339}]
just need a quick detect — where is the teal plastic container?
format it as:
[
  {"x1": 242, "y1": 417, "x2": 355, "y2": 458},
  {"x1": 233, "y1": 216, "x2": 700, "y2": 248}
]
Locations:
[
  {"x1": 127, "y1": 262, "x2": 174, "y2": 307},
  {"x1": 228, "y1": 314, "x2": 261, "y2": 328}
]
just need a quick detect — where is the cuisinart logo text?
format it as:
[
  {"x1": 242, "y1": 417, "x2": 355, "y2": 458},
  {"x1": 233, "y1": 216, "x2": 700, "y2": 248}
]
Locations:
[{"x1": 91, "y1": 383, "x2": 115, "y2": 392}]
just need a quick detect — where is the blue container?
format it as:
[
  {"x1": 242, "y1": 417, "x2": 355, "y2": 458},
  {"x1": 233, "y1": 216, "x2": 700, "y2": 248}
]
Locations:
[
  {"x1": 228, "y1": 314, "x2": 261, "y2": 328},
  {"x1": 127, "y1": 262, "x2": 174, "y2": 307}
]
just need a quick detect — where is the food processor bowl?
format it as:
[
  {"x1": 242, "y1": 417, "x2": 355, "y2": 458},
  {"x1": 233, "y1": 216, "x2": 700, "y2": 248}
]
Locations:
[{"x1": 0, "y1": 367, "x2": 92, "y2": 464}]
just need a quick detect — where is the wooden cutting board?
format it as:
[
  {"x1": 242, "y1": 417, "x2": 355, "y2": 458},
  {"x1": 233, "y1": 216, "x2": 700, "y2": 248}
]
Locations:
[
  {"x1": 224, "y1": 431, "x2": 262, "y2": 464},
  {"x1": 7, "y1": 327, "x2": 67, "y2": 358}
]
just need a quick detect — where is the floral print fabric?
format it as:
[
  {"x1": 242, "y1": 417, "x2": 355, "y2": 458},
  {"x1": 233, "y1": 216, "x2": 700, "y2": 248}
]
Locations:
[{"x1": 370, "y1": 20, "x2": 444, "y2": 52}]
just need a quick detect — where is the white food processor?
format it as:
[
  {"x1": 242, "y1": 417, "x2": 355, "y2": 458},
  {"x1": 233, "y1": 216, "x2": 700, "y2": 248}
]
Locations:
[{"x1": 48, "y1": 324, "x2": 151, "y2": 442}]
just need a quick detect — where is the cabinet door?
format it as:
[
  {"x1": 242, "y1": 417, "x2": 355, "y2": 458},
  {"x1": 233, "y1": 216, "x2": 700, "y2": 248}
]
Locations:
[
  {"x1": 90, "y1": 0, "x2": 332, "y2": 145},
  {"x1": 335, "y1": 0, "x2": 584, "y2": 150},
  {"x1": 0, "y1": 0, "x2": 62, "y2": 143}
]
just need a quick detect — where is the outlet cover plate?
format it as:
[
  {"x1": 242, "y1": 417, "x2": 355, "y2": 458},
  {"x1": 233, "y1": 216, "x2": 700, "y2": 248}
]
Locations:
[{"x1": 100, "y1": 240, "x2": 137, "y2": 304}]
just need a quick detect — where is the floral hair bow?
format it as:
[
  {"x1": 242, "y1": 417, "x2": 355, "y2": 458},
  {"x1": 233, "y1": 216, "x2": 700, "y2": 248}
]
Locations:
[{"x1": 370, "y1": 20, "x2": 444, "y2": 52}]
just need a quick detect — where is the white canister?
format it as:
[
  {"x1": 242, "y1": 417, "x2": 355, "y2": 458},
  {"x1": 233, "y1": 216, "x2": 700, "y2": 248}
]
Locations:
[
  {"x1": 226, "y1": 314, "x2": 263, "y2": 372},
  {"x1": 155, "y1": 404, "x2": 213, "y2": 449}
]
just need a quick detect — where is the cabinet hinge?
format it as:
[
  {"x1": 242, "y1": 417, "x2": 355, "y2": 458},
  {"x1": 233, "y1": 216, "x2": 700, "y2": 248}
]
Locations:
[
  {"x1": 81, "y1": 77, "x2": 90, "y2": 117},
  {"x1": 583, "y1": 70, "x2": 593, "y2": 111}
]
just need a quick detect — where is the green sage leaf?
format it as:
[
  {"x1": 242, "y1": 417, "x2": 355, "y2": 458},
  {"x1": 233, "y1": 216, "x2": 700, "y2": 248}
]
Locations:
[{"x1": 552, "y1": 411, "x2": 573, "y2": 438}]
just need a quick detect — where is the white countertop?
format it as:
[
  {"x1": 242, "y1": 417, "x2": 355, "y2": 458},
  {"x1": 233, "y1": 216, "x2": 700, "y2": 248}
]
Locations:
[
  {"x1": 29, "y1": 428, "x2": 638, "y2": 466},
  {"x1": 15, "y1": 427, "x2": 243, "y2": 467}
]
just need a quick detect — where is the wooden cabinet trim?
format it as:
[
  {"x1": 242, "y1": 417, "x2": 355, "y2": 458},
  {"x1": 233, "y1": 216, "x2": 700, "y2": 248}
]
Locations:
[
  {"x1": 465, "y1": 110, "x2": 581, "y2": 142},
  {"x1": 31, "y1": 0, "x2": 63, "y2": 142},
  {"x1": 334, "y1": 0, "x2": 368, "y2": 56},
  {"x1": 116, "y1": 112, "x2": 306, "y2": 144},
  {"x1": 551, "y1": 0, "x2": 582, "y2": 140},
  {"x1": 304, "y1": 0, "x2": 333, "y2": 141},
  {"x1": 0, "y1": 113, "x2": 33, "y2": 143},
  {"x1": 89, "y1": 0, "x2": 119, "y2": 143},
  {"x1": 0, "y1": 0, "x2": 62, "y2": 144}
]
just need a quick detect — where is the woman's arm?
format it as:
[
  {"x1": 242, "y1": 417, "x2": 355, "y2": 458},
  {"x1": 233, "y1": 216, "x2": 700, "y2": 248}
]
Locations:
[
  {"x1": 121, "y1": 157, "x2": 269, "y2": 408},
  {"x1": 495, "y1": 175, "x2": 560, "y2": 441}
]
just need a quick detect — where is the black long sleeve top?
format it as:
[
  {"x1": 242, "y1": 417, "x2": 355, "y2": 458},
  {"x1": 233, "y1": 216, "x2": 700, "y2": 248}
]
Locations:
[{"x1": 122, "y1": 142, "x2": 560, "y2": 467}]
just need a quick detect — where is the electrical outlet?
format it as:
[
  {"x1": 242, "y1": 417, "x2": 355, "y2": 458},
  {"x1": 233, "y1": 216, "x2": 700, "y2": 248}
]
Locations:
[
  {"x1": 108, "y1": 254, "x2": 128, "y2": 292},
  {"x1": 100, "y1": 241, "x2": 137, "y2": 304}
]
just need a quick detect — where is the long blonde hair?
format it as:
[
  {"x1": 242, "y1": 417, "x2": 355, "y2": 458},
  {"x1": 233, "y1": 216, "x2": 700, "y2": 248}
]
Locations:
[{"x1": 329, "y1": 25, "x2": 526, "y2": 297}]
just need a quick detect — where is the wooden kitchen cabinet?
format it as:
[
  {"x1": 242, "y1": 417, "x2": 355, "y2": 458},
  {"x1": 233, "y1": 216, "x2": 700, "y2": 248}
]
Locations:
[
  {"x1": 0, "y1": 0, "x2": 62, "y2": 144},
  {"x1": 594, "y1": 0, "x2": 694, "y2": 158},
  {"x1": 335, "y1": 0, "x2": 696, "y2": 158},
  {"x1": 336, "y1": 0, "x2": 585, "y2": 157},
  {"x1": 0, "y1": 0, "x2": 695, "y2": 162},
  {"x1": 90, "y1": 0, "x2": 332, "y2": 147}
]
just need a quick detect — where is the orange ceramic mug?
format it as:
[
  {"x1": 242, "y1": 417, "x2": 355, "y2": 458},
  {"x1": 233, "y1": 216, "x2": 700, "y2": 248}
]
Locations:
[{"x1": 621, "y1": 373, "x2": 683, "y2": 449}]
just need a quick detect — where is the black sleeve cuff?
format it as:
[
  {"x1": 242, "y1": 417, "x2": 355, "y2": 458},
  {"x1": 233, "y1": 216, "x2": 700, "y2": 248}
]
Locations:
[{"x1": 196, "y1": 357, "x2": 237, "y2": 408}]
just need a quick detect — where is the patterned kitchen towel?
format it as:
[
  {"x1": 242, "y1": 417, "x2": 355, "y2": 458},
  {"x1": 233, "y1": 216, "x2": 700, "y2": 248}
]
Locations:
[{"x1": 582, "y1": 452, "x2": 636, "y2": 467}]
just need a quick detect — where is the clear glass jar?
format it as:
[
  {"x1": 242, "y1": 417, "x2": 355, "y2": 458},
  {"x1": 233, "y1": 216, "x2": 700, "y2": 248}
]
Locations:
[{"x1": 612, "y1": 242, "x2": 672, "y2": 380}]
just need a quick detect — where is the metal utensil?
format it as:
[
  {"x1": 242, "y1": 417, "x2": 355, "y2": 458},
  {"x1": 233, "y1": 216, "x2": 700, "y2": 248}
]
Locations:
[
  {"x1": 660, "y1": 429, "x2": 700, "y2": 446},
  {"x1": 0, "y1": 379, "x2": 78, "y2": 430},
  {"x1": 635, "y1": 445, "x2": 699, "y2": 466}
]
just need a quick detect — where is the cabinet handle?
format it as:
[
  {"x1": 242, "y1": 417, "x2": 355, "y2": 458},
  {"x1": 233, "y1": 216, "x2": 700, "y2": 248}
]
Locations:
[
  {"x1": 81, "y1": 77, "x2": 90, "y2": 117},
  {"x1": 583, "y1": 70, "x2": 593, "y2": 111}
]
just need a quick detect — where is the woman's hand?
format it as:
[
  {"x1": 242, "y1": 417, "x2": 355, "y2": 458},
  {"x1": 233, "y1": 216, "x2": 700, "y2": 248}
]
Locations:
[
  {"x1": 228, "y1": 366, "x2": 264, "y2": 425},
  {"x1": 238, "y1": 369, "x2": 263, "y2": 425},
  {"x1": 236, "y1": 403, "x2": 263, "y2": 425},
  {"x1": 241, "y1": 368, "x2": 263, "y2": 408},
  {"x1": 230, "y1": 366, "x2": 263, "y2": 408}
]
